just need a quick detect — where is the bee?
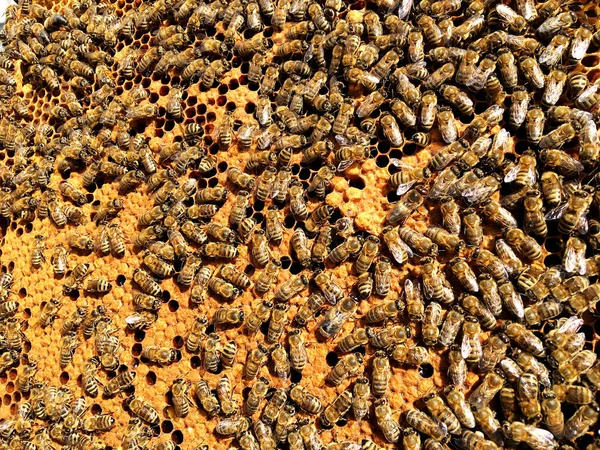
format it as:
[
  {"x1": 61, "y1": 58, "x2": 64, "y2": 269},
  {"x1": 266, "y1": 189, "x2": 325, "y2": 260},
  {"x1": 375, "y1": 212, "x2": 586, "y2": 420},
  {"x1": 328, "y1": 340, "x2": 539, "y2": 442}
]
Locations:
[
  {"x1": 255, "y1": 259, "x2": 281, "y2": 294},
  {"x1": 373, "y1": 398, "x2": 401, "y2": 443},
  {"x1": 31, "y1": 235, "x2": 46, "y2": 268},
  {"x1": 294, "y1": 292, "x2": 326, "y2": 327},
  {"x1": 291, "y1": 228, "x2": 312, "y2": 267},
  {"x1": 319, "y1": 296, "x2": 359, "y2": 339},
  {"x1": 100, "y1": 370, "x2": 136, "y2": 399},
  {"x1": 503, "y1": 421, "x2": 560, "y2": 449},
  {"x1": 215, "y1": 416, "x2": 252, "y2": 438},
  {"x1": 203, "y1": 242, "x2": 239, "y2": 260},
  {"x1": 245, "y1": 344, "x2": 269, "y2": 380},
  {"x1": 194, "y1": 380, "x2": 220, "y2": 417},
  {"x1": 547, "y1": 189, "x2": 591, "y2": 235},
  {"x1": 140, "y1": 345, "x2": 177, "y2": 366},
  {"x1": 539, "y1": 122, "x2": 578, "y2": 149},
  {"x1": 424, "y1": 394, "x2": 461, "y2": 435},
  {"x1": 270, "y1": 343, "x2": 291, "y2": 379},
  {"x1": 51, "y1": 245, "x2": 68, "y2": 277},
  {"x1": 82, "y1": 414, "x2": 116, "y2": 433},
  {"x1": 440, "y1": 85, "x2": 475, "y2": 118},
  {"x1": 16, "y1": 360, "x2": 38, "y2": 394},
  {"x1": 563, "y1": 236, "x2": 587, "y2": 275},
  {"x1": 437, "y1": 305, "x2": 464, "y2": 348},
  {"x1": 313, "y1": 270, "x2": 344, "y2": 305},
  {"x1": 467, "y1": 369, "x2": 505, "y2": 412},
  {"x1": 537, "y1": 10, "x2": 576, "y2": 39},
  {"x1": 386, "y1": 189, "x2": 424, "y2": 226},
  {"x1": 503, "y1": 227, "x2": 543, "y2": 261},
  {"x1": 59, "y1": 331, "x2": 80, "y2": 369},
  {"x1": 274, "y1": 274, "x2": 309, "y2": 304},
  {"x1": 227, "y1": 167, "x2": 255, "y2": 190},
  {"x1": 405, "y1": 409, "x2": 448, "y2": 442},
  {"x1": 540, "y1": 392, "x2": 565, "y2": 440},
  {"x1": 132, "y1": 269, "x2": 163, "y2": 298},
  {"x1": 216, "y1": 374, "x2": 239, "y2": 416},
  {"x1": 249, "y1": 229, "x2": 269, "y2": 267},
  {"x1": 337, "y1": 327, "x2": 371, "y2": 353},
  {"x1": 421, "y1": 257, "x2": 454, "y2": 304},
  {"x1": 242, "y1": 376, "x2": 270, "y2": 416},
  {"x1": 333, "y1": 100, "x2": 355, "y2": 137},
  {"x1": 320, "y1": 390, "x2": 353, "y2": 428},
  {"x1": 326, "y1": 352, "x2": 363, "y2": 387},
  {"x1": 289, "y1": 181, "x2": 309, "y2": 221}
]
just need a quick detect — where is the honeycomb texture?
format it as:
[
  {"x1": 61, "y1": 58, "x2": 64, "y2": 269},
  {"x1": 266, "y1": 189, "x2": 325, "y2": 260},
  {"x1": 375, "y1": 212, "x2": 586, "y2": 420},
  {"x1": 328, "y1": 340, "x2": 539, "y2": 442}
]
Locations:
[{"x1": 0, "y1": 0, "x2": 599, "y2": 450}]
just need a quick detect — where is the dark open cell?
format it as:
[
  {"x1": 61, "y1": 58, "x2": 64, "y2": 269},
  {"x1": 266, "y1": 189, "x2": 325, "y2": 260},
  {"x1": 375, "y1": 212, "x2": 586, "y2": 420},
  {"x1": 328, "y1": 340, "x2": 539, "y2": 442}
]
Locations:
[
  {"x1": 218, "y1": 161, "x2": 228, "y2": 173},
  {"x1": 291, "y1": 370, "x2": 302, "y2": 383},
  {"x1": 544, "y1": 254, "x2": 561, "y2": 267},
  {"x1": 168, "y1": 300, "x2": 179, "y2": 312},
  {"x1": 141, "y1": 78, "x2": 151, "y2": 89},
  {"x1": 349, "y1": 178, "x2": 365, "y2": 190},
  {"x1": 25, "y1": 223, "x2": 32, "y2": 233},
  {"x1": 253, "y1": 201, "x2": 264, "y2": 212},
  {"x1": 207, "y1": 112, "x2": 216, "y2": 122},
  {"x1": 197, "y1": 104, "x2": 207, "y2": 115},
  {"x1": 5, "y1": 382, "x2": 13, "y2": 393},
  {"x1": 230, "y1": 79, "x2": 240, "y2": 90},
  {"x1": 419, "y1": 363, "x2": 434, "y2": 378},
  {"x1": 218, "y1": 84, "x2": 229, "y2": 95},
  {"x1": 582, "y1": 55, "x2": 600, "y2": 68},
  {"x1": 60, "y1": 372, "x2": 70, "y2": 384},
  {"x1": 403, "y1": 143, "x2": 417, "y2": 156},
  {"x1": 161, "y1": 420, "x2": 174, "y2": 434},
  {"x1": 217, "y1": 96, "x2": 227, "y2": 107},
  {"x1": 208, "y1": 177, "x2": 220, "y2": 188},
  {"x1": 226, "y1": 102, "x2": 237, "y2": 112},
  {"x1": 284, "y1": 216, "x2": 296, "y2": 229},
  {"x1": 172, "y1": 336, "x2": 184, "y2": 349},
  {"x1": 326, "y1": 352, "x2": 339, "y2": 367},
  {"x1": 132, "y1": 343, "x2": 142, "y2": 357},
  {"x1": 3, "y1": 395, "x2": 10, "y2": 405},
  {"x1": 245, "y1": 102, "x2": 256, "y2": 114},
  {"x1": 544, "y1": 237, "x2": 563, "y2": 253},
  {"x1": 376, "y1": 155, "x2": 390, "y2": 168},
  {"x1": 18, "y1": 288, "x2": 26, "y2": 298},
  {"x1": 134, "y1": 330, "x2": 146, "y2": 342},
  {"x1": 162, "y1": 290, "x2": 171, "y2": 302},
  {"x1": 387, "y1": 190, "x2": 401, "y2": 203},
  {"x1": 190, "y1": 356, "x2": 201, "y2": 369},
  {"x1": 281, "y1": 256, "x2": 292, "y2": 270},
  {"x1": 116, "y1": 274, "x2": 126, "y2": 286},
  {"x1": 12, "y1": 392, "x2": 20, "y2": 403},
  {"x1": 146, "y1": 371, "x2": 157, "y2": 385},
  {"x1": 290, "y1": 262, "x2": 304, "y2": 275}
]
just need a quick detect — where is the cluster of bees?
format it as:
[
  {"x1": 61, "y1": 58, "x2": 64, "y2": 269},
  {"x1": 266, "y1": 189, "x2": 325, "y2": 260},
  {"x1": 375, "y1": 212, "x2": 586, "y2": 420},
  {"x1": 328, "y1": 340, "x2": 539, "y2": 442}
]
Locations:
[{"x1": 0, "y1": 0, "x2": 600, "y2": 449}]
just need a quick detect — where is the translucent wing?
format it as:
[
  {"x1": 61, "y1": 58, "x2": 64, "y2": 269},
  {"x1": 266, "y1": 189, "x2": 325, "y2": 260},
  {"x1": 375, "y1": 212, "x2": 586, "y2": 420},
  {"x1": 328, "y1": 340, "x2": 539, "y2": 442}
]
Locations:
[
  {"x1": 389, "y1": 158, "x2": 415, "y2": 170},
  {"x1": 557, "y1": 316, "x2": 584, "y2": 334},
  {"x1": 504, "y1": 164, "x2": 520, "y2": 183},
  {"x1": 544, "y1": 202, "x2": 568, "y2": 221},
  {"x1": 396, "y1": 180, "x2": 417, "y2": 196},
  {"x1": 397, "y1": 0, "x2": 412, "y2": 18},
  {"x1": 337, "y1": 159, "x2": 356, "y2": 172}
]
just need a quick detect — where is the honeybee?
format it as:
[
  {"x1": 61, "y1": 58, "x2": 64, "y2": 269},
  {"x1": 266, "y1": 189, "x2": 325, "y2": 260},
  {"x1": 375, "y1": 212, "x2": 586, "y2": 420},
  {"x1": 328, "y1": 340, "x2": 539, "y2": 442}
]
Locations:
[
  {"x1": 215, "y1": 417, "x2": 251, "y2": 437},
  {"x1": 194, "y1": 379, "x2": 220, "y2": 417},
  {"x1": 51, "y1": 244, "x2": 68, "y2": 277},
  {"x1": 244, "y1": 344, "x2": 269, "y2": 379},
  {"x1": 287, "y1": 329, "x2": 308, "y2": 372},
  {"x1": 228, "y1": 167, "x2": 255, "y2": 190},
  {"x1": 546, "y1": 189, "x2": 591, "y2": 235},
  {"x1": 251, "y1": 230, "x2": 270, "y2": 267},
  {"x1": 289, "y1": 181, "x2": 309, "y2": 220},
  {"x1": 321, "y1": 390, "x2": 353, "y2": 428},
  {"x1": 291, "y1": 228, "x2": 312, "y2": 267},
  {"x1": 405, "y1": 409, "x2": 448, "y2": 442},
  {"x1": 318, "y1": 296, "x2": 358, "y2": 339},
  {"x1": 386, "y1": 189, "x2": 424, "y2": 226},
  {"x1": 140, "y1": 346, "x2": 177, "y2": 366},
  {"x1": 503, "y1": 421, "x2": 559, "y2": 449},
  {"x1": 294, "y1": 292, "x2": 326, "y2": 327},
  {"x1": 216, "y1": 374, "x2": 239, "y2": 416},
  {"x1": 16, "y1": 360, "x2": 38, "y2": 394},
  {"x1": 255, "y1": 259, "x2": 281, "y2": 294},
  {"x1": 469, "y1": 370, "x2": 505, "y2": 411},
  {"x1": 103, "y1": 370, "x2": 136, "y2": 398},
  {"x1": 374, "y1": 398, "x2": 401, "y2": 443},
  {"x1": 271, "y1": 343, "x2": 291, "y2": 379},
  {"x1": 244, "y1": 377, "x2": 269, "y2": 416},
  {"x1": 263, "y1": 388, "x2": 288, "y2": 427}
]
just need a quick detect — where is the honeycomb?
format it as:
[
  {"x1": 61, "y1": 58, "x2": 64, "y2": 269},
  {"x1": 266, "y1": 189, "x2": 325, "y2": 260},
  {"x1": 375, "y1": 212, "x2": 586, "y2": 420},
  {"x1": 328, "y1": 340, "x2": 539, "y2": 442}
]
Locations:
[{"x1": 0, "y1": 0, "x2": 600, "y2": 449}]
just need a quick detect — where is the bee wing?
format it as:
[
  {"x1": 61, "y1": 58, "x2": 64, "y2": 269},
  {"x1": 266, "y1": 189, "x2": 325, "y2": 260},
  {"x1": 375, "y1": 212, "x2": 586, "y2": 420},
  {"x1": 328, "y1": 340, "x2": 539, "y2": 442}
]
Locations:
[
  {"x1": 396, "y1": 180, "x2": 417, "y2": 196},
  {"x1": 565, "y1": 156, "x2": 585, "y2": 173},
  {"x1": 577, "y1": 214, "x2": 589, "y2": 235},
  {"x1": 571, "y1": 36, "x2": 590, "y2": 61},
  {"x1": 303, "y1": 44, "x2": 314, "y2": 63},
  {"x1": 397, "y1": 0, "x2": 412, "y2": 18},
  {"x1": 557, "y1": 316, "x2": 584, "y2": 334},
  {"x1": 389, "y1": 241, "x2": 412, "y2": 264},
  {"x1": 524, "y1": 426, "x2": 557, "y2": 449},
  {"x1": 563, "y1": 245, "x2": 579, "y2": 274},
  {"x1": 544, "y1": 202, "x2": 568, "y2": 221},
  {"x1": 496, "y1": 4, "x2": 518, "y2": 20},
  {"x1": 389, "y1": 158, "x2": 414, "y2": 170},
  {"x1": 422, "y1": 278, "x2": 435, "y2": 300},
  {"x1": 503, "y1": 163, "x2": 520, "y2": 183},
  {"x1": 336, "y1": 159, "x2": 356, "y2": 172},
  {"x1": 461, "y1": 336, "x2": 472, "y2": 359}
]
